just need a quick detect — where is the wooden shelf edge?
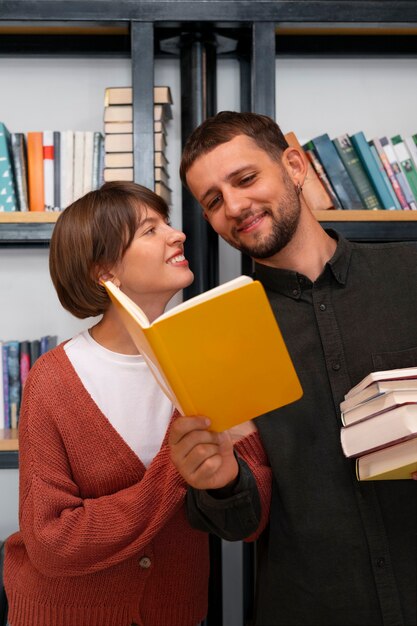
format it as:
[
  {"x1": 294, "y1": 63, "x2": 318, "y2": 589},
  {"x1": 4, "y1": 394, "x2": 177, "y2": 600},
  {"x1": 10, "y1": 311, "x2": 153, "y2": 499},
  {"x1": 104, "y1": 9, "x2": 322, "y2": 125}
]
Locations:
[
  {"x1": 0, "y1": 212, "x2": 60, "y2": 224},
  {"x1": 314, "y1": 210, "x2": 417, "y2": 222},
  {"x1": 0, "y1": 429, "x2": 19, "y2": 452}
]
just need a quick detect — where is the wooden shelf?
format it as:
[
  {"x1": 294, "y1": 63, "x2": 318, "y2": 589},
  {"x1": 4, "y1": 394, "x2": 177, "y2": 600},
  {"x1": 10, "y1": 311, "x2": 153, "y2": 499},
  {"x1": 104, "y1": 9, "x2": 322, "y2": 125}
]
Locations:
[
  {"x1": 0, "y1": 213, "x2": 60, "y2": 224},
  {"x1": 0, "y1": 212, "x2": 59, "y2": 245},
  {"x1": 315, "y1": 210, "x2": 417, "y2": 222},
  {"x1": 0, "y1": 429, "x2": 19, "y2": 452}
]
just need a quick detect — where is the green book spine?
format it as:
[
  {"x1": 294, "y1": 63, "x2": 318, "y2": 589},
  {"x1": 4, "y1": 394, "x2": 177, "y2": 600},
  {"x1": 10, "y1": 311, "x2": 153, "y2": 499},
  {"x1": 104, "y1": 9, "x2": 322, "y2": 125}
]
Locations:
[
  {"x1": 332, "y1": 134, "x2": 381, "y2": 210},
  {"x1": 0, "y1": 121, "x2": 18, "y2": 211},
  {"x1": 368, "y1": 144, "x2": 401, "y2": 210},
  {"x1": 391, "y1": 134, "x2": 417, "y2": 202},
  {"x1": 350, "y1": 132, "x2": 397, "y2": 210}
]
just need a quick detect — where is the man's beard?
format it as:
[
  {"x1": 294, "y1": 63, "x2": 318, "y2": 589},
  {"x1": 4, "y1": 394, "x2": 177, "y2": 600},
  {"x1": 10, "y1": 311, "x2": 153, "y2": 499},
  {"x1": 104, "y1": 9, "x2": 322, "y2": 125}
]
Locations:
[{"x1": 225, "y1": 180, "x2": 301, "y2": 259}]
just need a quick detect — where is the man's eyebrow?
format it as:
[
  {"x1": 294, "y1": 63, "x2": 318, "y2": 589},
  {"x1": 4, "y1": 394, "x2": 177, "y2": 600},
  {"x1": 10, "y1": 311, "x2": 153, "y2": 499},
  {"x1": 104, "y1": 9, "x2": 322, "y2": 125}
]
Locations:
[{"x1": 199, "y1": 165, "x2": 256, "y2": 204}]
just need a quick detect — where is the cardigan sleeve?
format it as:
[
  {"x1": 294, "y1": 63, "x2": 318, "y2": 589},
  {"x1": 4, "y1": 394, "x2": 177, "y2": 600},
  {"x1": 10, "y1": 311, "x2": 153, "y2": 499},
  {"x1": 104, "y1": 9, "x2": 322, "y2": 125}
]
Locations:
[
  {"x1": 18, "y1": 355, "x2": 189, "y2": 578},
  {"x1": 186, "y1": 430, "x2": 271, "y2": 542}
]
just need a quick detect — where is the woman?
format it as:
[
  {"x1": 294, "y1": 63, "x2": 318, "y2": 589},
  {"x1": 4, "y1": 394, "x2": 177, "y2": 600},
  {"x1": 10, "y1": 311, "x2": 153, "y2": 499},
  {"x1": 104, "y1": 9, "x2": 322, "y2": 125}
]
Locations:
[{"x1": 4, "y1": 181, "x2": 271, "y2": 626}]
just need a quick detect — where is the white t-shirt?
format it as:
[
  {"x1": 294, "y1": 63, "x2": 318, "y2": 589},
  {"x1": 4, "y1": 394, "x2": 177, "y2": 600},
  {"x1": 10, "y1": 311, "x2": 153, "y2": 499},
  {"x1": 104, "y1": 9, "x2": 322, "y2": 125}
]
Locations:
[{"x1": 64, "y1": 330, "x2": 173, "y2": 467}]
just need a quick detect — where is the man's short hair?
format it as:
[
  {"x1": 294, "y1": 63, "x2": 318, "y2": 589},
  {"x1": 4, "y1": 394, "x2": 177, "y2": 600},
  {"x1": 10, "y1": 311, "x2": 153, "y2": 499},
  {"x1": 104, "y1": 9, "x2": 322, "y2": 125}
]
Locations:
[
  {"x1": 49, "y1": 181, "x2": 169, "y2": 319},
  {"x1": 180, "y1": 111, "x2": 289, "y2": 187}
]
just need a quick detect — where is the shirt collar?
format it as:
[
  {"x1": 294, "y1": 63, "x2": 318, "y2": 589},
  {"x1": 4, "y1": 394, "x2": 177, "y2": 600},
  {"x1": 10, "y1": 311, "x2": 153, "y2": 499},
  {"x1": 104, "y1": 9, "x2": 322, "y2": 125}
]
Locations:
[{"x1": 254, "y1": 230, "x2": 352, "y2": 297}]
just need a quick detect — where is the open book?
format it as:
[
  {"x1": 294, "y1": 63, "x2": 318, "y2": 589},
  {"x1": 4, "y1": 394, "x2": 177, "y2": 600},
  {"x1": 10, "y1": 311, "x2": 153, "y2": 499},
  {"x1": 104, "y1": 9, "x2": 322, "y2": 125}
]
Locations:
[{"x1": 104, "y1": 276, "x2": 303, "y2": 432}]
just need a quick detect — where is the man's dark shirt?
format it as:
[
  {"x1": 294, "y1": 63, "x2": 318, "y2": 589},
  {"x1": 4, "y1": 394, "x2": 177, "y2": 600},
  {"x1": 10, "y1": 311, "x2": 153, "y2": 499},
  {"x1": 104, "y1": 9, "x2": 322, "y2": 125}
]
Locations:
[{"x1": 187, "y1": 233, "x2": 417, "y2": 626}]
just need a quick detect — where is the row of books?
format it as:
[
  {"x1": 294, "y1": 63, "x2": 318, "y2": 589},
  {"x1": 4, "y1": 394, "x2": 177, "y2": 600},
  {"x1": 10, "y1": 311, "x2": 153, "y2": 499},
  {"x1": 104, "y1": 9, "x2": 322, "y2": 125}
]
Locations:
[
  {"x1": 0, "y1": 336, "x2": 57, "y2": 429},
  {"x1": 0, "y1": 123, "x2": 104, "y2": 212},
  {"x1": 102, "y1": 85, "x2": 173, "y2": 205},
  {"x1": 301, "y1": 129, "x2": 417, "y2": 211},
  {"x1": 339, "y1": 367, "x2": 417, "y2": 480}
]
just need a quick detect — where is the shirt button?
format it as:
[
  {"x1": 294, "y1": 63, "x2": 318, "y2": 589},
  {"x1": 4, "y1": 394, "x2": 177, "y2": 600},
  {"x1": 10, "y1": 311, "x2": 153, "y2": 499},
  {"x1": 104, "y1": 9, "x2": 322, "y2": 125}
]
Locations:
[
  {"x1": 332, "y1": 362, "x2": 341, "y2": 371},
  {"x1": 376, "y1": 557, "x2": 385, "y2": 568},
  {"x1": 292, "y1": 289, "x2": 299, "y2": 297},
  {"x1": 319, "y1": 303, "x2": 326, "y2": 311},
  {"x1": 139, "y1": 556, "x2": 152, "y2": 569}
]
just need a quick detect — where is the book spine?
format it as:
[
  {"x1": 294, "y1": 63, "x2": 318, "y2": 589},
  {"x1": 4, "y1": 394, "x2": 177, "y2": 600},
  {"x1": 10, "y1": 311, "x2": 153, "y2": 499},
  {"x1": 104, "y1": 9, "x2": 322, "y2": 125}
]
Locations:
[
  {"x1": 6, "y1": 341, "x2": 20, "y2": 429},
  {"x1": 380, "y1": 136, "x2": 417, "y2": 210},
  {"x1": 83, "y1": 131, "x2": 94, "y2": 195},
  {"x1": 2, "y1": 344, "x2": 9, "y2": 429},
  {"x1": 27, "y1": 131, "x2": 45, "y2": 211},
  {"x1": 92, "y1": 131, "x2": 102, "y2": 190},
  {"x1": 0, "y1": 341, "x2": 5, "y2": 429},
  {"x1": 303, "y1": 144, "x2": 342, "y2": 209},
  {"x1": 43, "y1": 130, "x2": 55, "y2": 211},
  {"x1": 30, "y1": 339, "x2": 40, "y2": 366},
  {"x1": 10, "y1": 132, "x2": 29, "y2": 212},
  {"x1": 53, "y1": 131, "x2": 61, "y2": 209},
  {"x1": 368, "y1": 144, "x2": 401, "y2": 210},
  {"x1": 73, "y1": 131, "x2": 85, "y2": 202},
  {"x1": 370, "y1": 137, "x2": 409, "y2": 210},
  {"x1": 0, "y1": 122, "x2": 18, "y2": 211},
  {"x1": 60, "y1": 130, "x2": 74, "y2": 209},
  {"x1": 391, "y1": 135, "x2": 417, "y2": 201},
  {"x1": 332, "y1": 134, "x2": 381, "y2": 210},
  {"x1": 311, "y1": 134, "x2": 363, "y2": 210},
  {"x1": 19, "y1": 340, "x2": 31, "y2": 389},
  {"x1": 350, "y1": 132, "x2": 397, "y2": 210}
]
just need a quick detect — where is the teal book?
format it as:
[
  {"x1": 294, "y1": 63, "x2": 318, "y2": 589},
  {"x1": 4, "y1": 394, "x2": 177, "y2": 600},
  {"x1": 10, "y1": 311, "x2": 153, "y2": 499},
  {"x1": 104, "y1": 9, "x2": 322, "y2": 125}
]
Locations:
[
  {"x1": 0, "y1": 121, "x2": 18, "y2": 211},
  {"x1": 332, "y1": 133, "x2": 381, "y2": 210},
  {"x1": 391, "y1": 134, "x2": 417, "y2": 202},
  {"x1": 350, "y1": 131, "x2": 397, "y2": 210},
  {"x1": 369, "y1": 144, "x2": 401, "y2": 210},
  {"x1": 5, "y1": 340, "x2": 20, "y2": 429},
  {"x1": 310, "y1": 134, "x2": 363, "y2": 210},
  {"x1": 303, "y1": 140, "x2": 342, "y2": 209}
]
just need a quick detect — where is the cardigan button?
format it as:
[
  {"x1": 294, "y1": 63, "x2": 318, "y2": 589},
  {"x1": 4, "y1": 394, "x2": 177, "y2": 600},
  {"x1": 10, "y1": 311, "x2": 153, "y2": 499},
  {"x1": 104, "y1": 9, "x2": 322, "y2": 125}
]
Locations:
[{"x1": 139, "y1": 556, "x2": 152, "y2": 569}]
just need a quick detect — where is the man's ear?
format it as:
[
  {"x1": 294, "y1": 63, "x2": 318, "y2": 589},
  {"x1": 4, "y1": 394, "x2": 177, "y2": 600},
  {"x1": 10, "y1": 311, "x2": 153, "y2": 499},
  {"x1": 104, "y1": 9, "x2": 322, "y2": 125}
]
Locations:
[{"x1": 281, "y1": 146, "x2": 308, "y2": 188}]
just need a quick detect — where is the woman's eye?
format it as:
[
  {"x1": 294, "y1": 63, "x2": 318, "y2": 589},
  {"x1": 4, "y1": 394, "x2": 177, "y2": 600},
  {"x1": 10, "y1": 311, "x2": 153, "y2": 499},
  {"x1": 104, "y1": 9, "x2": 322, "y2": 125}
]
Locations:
[{"x1": 144, "y1": 227, "x2": 155, "y2": 235}]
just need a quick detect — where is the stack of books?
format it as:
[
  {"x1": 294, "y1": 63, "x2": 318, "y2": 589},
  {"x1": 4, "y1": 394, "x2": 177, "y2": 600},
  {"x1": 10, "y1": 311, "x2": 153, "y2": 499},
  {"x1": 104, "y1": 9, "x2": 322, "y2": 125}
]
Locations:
[
  {"x1": 340, "y1": 367, "x2": 417, "y2": 480},
  {"x1": 300, "y1": 129, "x2": 417, "y2": 211},
  {"x1": 103, "y1": 85, "x2": 173, "y2": 205},
  {"x1": 0, "y1": 122, "x2": 104, "y2": 212}
]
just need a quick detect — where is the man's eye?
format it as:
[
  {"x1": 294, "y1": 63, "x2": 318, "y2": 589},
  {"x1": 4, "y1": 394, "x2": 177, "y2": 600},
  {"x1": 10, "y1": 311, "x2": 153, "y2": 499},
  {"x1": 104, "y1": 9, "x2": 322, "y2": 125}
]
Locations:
[
  {"x1": 240, "y1": 174, "x2": 255, "y2": 185},
  {"x1": 207, "y1": 195, "x2": 221, "y2": 211}
]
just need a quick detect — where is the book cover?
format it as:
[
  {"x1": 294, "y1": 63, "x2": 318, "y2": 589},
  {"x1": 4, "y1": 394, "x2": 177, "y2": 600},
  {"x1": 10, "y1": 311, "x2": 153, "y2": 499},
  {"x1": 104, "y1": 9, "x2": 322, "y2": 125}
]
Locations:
[
  {"x1": 104, "y1": 152, "x2": 133, "y2": 168},
  {"x1": 368, "y1": 143, "x2": 401, "y2": 210},
  {"x1": 30, "y1": 339, "x2": 40, "y2": 366},
  {"x1": 404, "y1": 136, "x2": 417, "y2": 171},
  {"x1": 380, "y1": 136, "x2": 417, "y2": 210},
  {"x1": 60, "y1": 130, "x2": 74, "y2": 209},
  {"x1": 19, "y1": 340, "x2": 31, "y2": 389},
  {"x1": 104, "y1": 85, "x2": 173, "y2": 106},
  {"x1": 104, "y1": 276, "x2": 303, "y2": 432},
  {"x1": 104, "y1": 132, "x2": 166, "y2": 154},
  {"x1": 72, "y1": 130, "x2": 85, "y2": 202},
  {"x1": 2, "y1": 343, "x2": 9, "y2": 429},
  {"x1": 27, "y1": 131, "x2": 45, "y2": 211},
  {"x1": 0, "y1": 341, "x2": 4, "y2": 429},
  {"x1": 333, "y1": 133, "x2": 382, "y2": 210},
  {"x1": 391, "y1": 134, "x2": 417, "y2": 201},
  {"x1": 83, "y1": 131, "x2": 94, "y2": 195},
  {"x1": 53, "y1": 131, "x2": 61, "y2": 209},
  {"x1": 349, "y1": 131, "x2": 397, "y2": 210},
  {"x1": 43, "y1": 130, "x2": 55, "y2": 211},
  {"x1": 310, "y1": 134, "x2": 363, "y2": 210},
  {"x1": 370, "y1": 137, "x2": 408, "y2": 210},
  {"x1": 103, "y1": 168, "x2": 133, "y2": 183},
  {"x1": 356, "y1": 436, "x2": 417, "y2": 480},
  {"x1": 340, "y1": 403, "x2": 417, "y2": 457},
  {"x1": 10, "y1": 132, "x2": 29, "y2": 212},
  {"x1": 340, "y1": 378, "x2": 417, "y2": 413},
  {"x1": 92, "y1": 131, "x2": 103, "y2": 190},
  {"x1": 345, "y1": 366, "x2": 417, "y2": 400},
  {"x1": 0, "y1": 121, "x2": 18, "y2": 212},
  {"x1": 341, "y1": 389, "x2": 417, "y2": 426},
  {"x1": 104, "y1": 104, "x2": 172, "y2": 124},
  {"x1": 285, "y1": 131, "x2": 333, "y2": 210}
]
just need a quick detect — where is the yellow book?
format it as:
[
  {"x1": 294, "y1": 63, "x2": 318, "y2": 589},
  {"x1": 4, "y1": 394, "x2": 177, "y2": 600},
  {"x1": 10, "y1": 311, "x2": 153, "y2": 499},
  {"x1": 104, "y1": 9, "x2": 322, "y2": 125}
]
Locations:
[
  {"x1": 356, "y1": 437, "x2": 417, "y2": 480},
  {"x1": 104, "y1": 276, "x2": 303, "y2": 432}
]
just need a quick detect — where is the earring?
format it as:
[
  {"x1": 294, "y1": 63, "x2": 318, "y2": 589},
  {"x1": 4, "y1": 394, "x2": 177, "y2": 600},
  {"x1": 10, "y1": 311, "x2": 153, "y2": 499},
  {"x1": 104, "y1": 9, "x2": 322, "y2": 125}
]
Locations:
[{"x1": 296, "y1": 183, "x2": 302, "y2": 196}]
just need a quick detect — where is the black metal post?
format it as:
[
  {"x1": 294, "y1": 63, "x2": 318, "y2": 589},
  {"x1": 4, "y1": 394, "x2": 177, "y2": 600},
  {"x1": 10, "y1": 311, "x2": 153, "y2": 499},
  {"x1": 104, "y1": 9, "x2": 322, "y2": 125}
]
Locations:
[
  {"x1": 131, "y1": 21, "x2": 155, "y2": 190},
  {"x1": 180, "y1": 31, "x2": 219, "y2": 299}
]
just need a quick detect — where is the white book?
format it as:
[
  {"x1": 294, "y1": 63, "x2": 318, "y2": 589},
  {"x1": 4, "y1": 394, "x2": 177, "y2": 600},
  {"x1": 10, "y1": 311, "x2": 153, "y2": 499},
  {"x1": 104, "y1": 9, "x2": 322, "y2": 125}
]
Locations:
[
  {"x1": 82, "y1": 131, "x2": 94, "y2": 195},
  {"x1": 341, "y1": 389, "x2": 417, "y2": 426},
  {"x1": 60, "y1": 130, "x2": 74, "y2": 209},
  {"x1": 381, "y1": 137, "x2": 417, "y2": 210},
  {"x1": 340, "y1": 378, "x2": 417, "y2": 413},
  {"x1": 340, "y1": 403, "x2": 417, "y2": 458},
  {"x1": 356, "y1": 436, "x2": 417, "y2": 481},
  {"x1": 404, "y1": 136, "x2": 417, "y2": 170},
  {"x1": 72, "y1": 131, "x2": 85, "y2": 202},
  {"x1": 344, "y1": 367, "x2": 417, "y2": 400},
  {"x1": 42, "y1": 130, "x2": 55, "y2": 210}
]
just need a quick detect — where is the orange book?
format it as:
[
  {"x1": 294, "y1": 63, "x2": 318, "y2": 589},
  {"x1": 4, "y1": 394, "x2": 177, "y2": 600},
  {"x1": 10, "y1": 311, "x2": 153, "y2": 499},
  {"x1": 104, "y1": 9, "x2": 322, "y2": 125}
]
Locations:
[{"x1": 27, "y1": 132, "x2": 45, "y2": 211}]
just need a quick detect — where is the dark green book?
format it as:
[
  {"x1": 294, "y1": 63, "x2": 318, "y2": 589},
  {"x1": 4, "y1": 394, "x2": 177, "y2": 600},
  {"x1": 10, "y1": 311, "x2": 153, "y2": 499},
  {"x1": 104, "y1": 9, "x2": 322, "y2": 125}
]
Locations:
[
  {"x1": 310, "y1": 133, "x2": 363, "y2": 210},
  {"x1": 332, "y1": 133, "x2": 381, "y2": 210}
]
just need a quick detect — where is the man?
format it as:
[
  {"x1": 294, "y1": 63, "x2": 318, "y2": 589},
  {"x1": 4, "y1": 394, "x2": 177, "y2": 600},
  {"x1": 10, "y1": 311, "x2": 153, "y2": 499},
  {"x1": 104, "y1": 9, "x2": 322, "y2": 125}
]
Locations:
[{"x1": 169, "y1": 112, "x2": 417, "y2": 626}]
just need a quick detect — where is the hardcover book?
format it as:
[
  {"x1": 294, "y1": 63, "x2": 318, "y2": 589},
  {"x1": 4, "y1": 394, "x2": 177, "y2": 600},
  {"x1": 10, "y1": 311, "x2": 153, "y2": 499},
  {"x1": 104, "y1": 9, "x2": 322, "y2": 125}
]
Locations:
[
  {"x1": 370, "y1": 136, "x2": 408, "y2": 210},
  {"x1": 340, "y1": 378, "x2": 417, "y2": 413},
  {"x1": 356, "y1": 436, "x2": 417, "y2": 480},
  {"x1": 0, "y1": 121, "x2": 18, "y2": 211},
  {"x1": 104, "y1": 276, "x2": 303, "y2": 432},
  {"x1": 104, "y1": 85, "x2": 173, "y2": 106},
  {"x1": 341, "y1": 389, "x2": 417, "y2": 426},
  {"x1": 27, "y1": 131, "x2": 45, "y2": 211},
  {"x1": 345, "y1": 366, "x2": 417, "y2": 400},
  {"x1": 391, "y1": 134, "x2": 417, "y2": 201},
  {"x1": 380, "y1": 136, "x2": 417, "y2": 210},
  {"x1": 10, "y1": 132, "x2": 29, "y2": 212}
]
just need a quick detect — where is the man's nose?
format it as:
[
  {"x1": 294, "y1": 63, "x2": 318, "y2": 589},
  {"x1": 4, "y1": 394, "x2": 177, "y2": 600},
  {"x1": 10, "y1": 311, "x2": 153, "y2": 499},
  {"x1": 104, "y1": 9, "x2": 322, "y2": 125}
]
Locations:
[{"x1": 223, "y1": 189, "x2": 249, "y2": 218}]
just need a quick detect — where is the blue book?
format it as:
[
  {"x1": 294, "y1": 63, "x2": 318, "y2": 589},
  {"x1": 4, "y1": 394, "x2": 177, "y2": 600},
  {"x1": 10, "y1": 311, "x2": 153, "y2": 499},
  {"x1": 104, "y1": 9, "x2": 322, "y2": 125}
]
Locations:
[
  {"x1": 5, "y1": 340, "x2": 21, "y2": 429},
  {"x1": 310, "y1": 134, "x2": 363, "y2": 210},
  {"x1": 0, "y1": 121, "x2": 18, "y2": 211},
  {"x1": 2, "y1": 343, "x2": 10, "y2": 428},
  {"x1": 350, "y1": 131, "x2": 397, "y2": 210}
]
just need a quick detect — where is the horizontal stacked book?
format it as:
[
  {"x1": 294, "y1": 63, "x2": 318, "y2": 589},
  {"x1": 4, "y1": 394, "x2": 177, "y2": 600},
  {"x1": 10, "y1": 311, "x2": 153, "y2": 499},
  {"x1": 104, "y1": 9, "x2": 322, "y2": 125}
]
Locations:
[
  {"x1": 0, "y1": 121, "x2": 104, "y2": 212},
  {"x1": 103, "y1": 85, "x2": 173, "y2": 205},
  {"x1": 0, "y1": 336, "x2": 57, "y2": 429},
  {"x1": 339, "y1": 367, "x2": 417, "y2": 480},
  {"x1": 287, "y1": 128, "x2": 417, "y2": 211}
]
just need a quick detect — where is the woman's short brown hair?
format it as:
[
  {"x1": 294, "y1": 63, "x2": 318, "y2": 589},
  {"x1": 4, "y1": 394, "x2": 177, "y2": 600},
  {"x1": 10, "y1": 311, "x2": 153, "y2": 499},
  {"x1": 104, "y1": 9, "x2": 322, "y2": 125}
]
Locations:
[
  {"x1": 49, "y1": 181, "x2": 169, "y2": 319},
  {"x1": 180, "y1": 111, "x2": 289, "y2": 187}
]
